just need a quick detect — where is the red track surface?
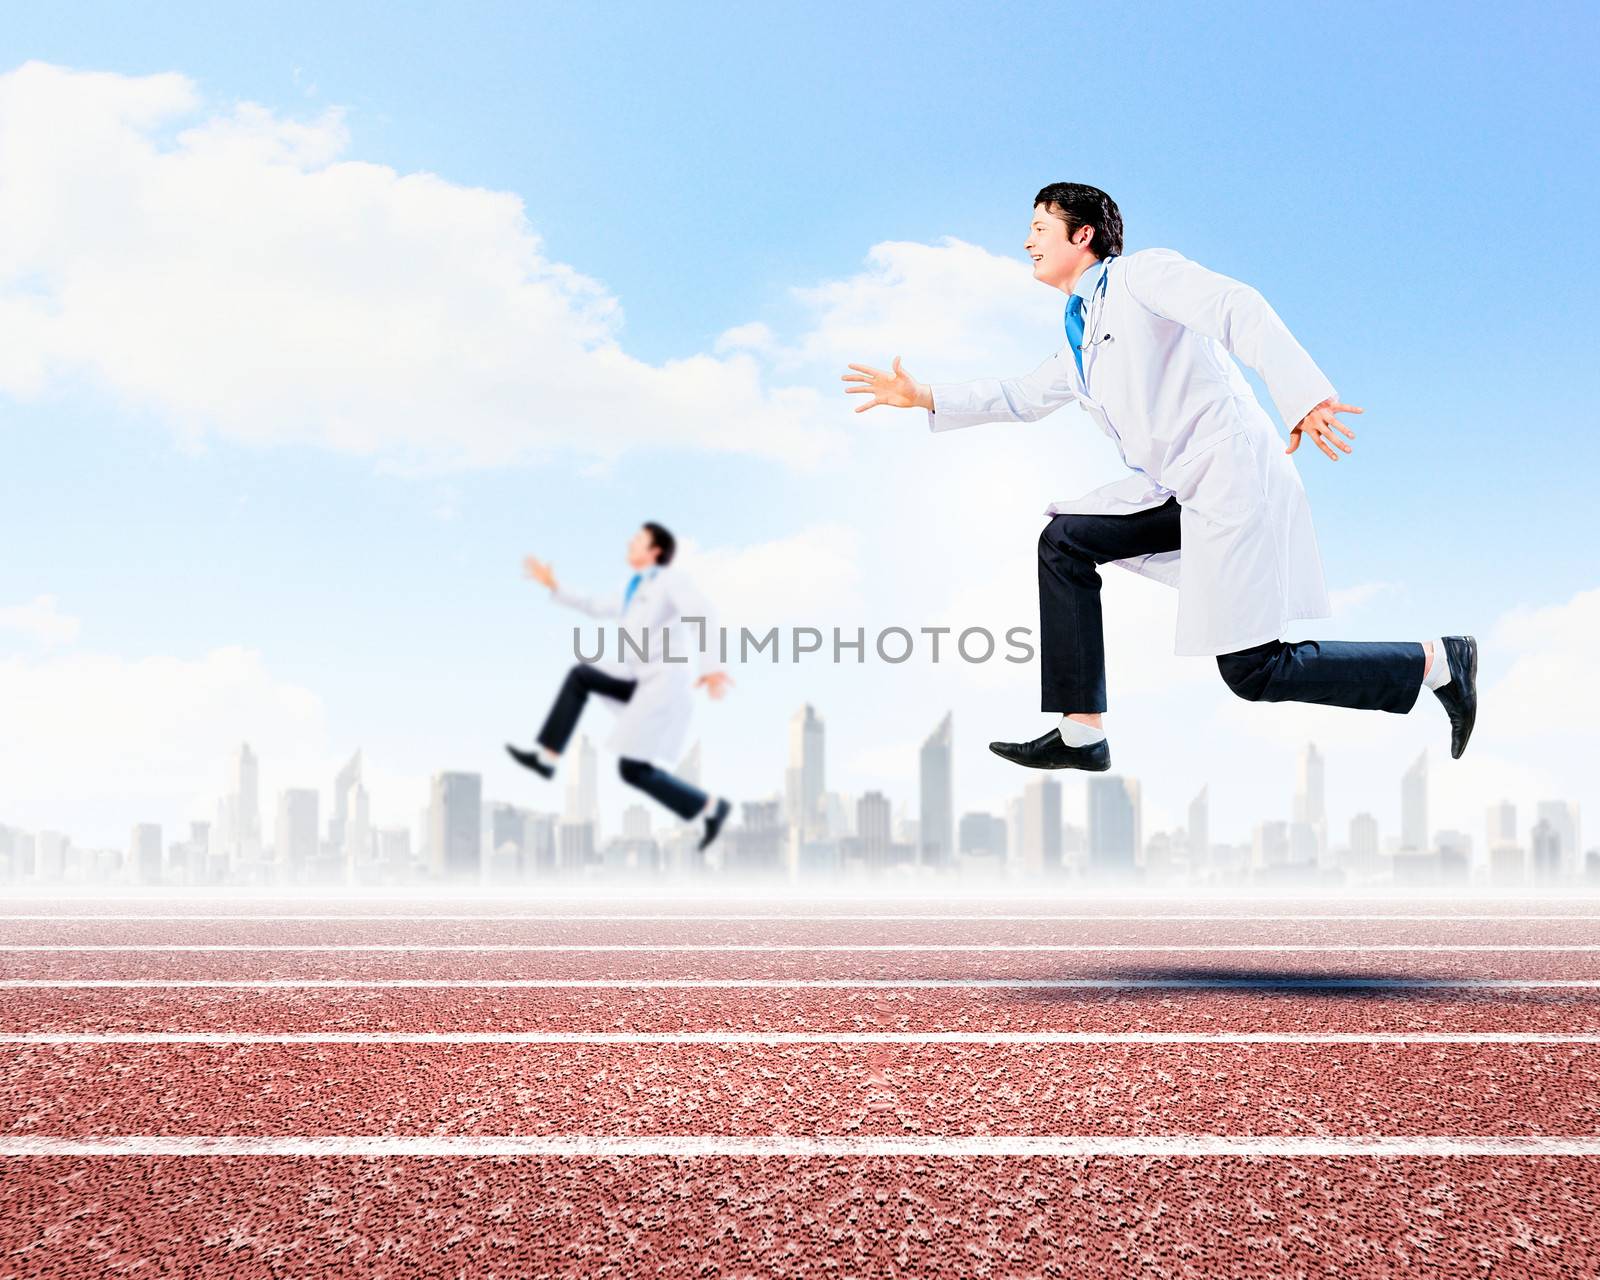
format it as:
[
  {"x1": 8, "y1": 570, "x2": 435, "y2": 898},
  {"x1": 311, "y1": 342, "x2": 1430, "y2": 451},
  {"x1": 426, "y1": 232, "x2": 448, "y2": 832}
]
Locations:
[{"x1": 4, "y1": 899, "x2": 1600, "y2": 1277}]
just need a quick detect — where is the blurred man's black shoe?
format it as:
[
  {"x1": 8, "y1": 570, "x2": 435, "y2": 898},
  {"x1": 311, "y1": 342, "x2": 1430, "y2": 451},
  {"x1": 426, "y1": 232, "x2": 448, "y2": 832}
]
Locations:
[
  {"x1": 505, "y1": 743, "x2": 554, "y2": 779},
  {"x1": 699, "y1": 797, "x2": 732, "y2": 851}
]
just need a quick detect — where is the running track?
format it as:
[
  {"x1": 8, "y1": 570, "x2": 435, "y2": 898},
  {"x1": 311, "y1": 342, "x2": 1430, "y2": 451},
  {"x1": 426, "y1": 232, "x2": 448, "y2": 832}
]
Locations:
[{"x1": 3, "y1": 898, "x2": 1599, "y2": 1277}]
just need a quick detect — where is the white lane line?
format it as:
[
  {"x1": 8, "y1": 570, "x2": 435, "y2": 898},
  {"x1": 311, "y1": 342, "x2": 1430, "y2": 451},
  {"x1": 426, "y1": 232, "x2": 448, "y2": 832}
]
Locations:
[
  {"x1": 5, "y1": 913, "x2": 1597, "y2": 923},
  {"x1": 5, "y1": 1031, "x2": 1600, "y2": 1045},
  {"x1": 4, "y1": 943, "x2": 1599, "y2": 953},
  {"x1": 3, "y1": 1134, "x2": 1599, "y2": 1158},
  {"x1": 7, "y1": 976, "x2": 1600, "y2": 990}
]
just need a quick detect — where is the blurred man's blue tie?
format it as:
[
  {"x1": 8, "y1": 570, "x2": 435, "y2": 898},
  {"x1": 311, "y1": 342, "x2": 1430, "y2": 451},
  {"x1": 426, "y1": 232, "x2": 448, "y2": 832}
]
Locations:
[
  {"x1": 1064, "y1": 293, "x2": 1086, "y2": 380},
  {"x1": 623, "y1": 572, "x2": 642, "y2": 609}
]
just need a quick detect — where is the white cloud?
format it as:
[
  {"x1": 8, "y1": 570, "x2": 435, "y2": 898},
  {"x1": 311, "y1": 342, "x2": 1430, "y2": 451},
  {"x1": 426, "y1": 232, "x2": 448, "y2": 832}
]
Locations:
[
  {"x1": 1328, "y1": 581, "x2": 1398, "y2": 613},
  {"x1": 0, "y1": 61, "x2": 842, "y2": 470},
  {"x1": 713, "y1": 321, "x2": 775, "y2": 355},
  {"x1": 680, "y1": 523, "x2": 863, "y2": 625},
  {"x1": 1487, "y1": 586, "x2": 1600, "y2": 737},
  {"x1": 0, "y1": 595, "x2": 80, "y2": 647},
  {"x1": 0, "y1": 644, "x2": 328, "y2": 843},
  {"x1": 784, "y1": 237, "x2": 1050, "y2": 378}
]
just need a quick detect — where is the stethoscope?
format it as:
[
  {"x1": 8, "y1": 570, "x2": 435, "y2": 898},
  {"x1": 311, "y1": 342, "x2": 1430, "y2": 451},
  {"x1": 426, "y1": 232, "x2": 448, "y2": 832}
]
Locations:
[{"x1": 1077, "y1": 252, "x2": 1119, "y2": 355}]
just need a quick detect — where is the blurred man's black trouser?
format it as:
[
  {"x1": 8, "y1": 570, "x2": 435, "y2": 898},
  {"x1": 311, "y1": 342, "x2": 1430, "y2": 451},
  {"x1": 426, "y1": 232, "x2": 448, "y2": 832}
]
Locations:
[{"x1": 537, "y1": 663, "x2": 709, "y2": 820}]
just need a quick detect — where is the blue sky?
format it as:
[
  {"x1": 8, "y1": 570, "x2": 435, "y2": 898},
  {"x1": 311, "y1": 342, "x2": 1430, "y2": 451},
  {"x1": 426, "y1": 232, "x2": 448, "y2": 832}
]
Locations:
[{"x1": 2, "y1": 2, "x2": 1596, "y2": 852}]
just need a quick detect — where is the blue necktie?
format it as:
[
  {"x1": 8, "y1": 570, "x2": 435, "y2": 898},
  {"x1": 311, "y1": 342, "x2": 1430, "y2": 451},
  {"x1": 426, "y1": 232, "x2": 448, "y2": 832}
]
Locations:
[
  {"x1": 623, "y1": 572, "x2": 643, "y2": 609},
  {"x1": 1064, "y1": 293, "x2": 1086, "y2": 381}
]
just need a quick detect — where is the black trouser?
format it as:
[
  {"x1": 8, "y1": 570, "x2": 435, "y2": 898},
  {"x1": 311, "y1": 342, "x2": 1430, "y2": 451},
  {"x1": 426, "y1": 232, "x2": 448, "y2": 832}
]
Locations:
[
  {"x1": 536, "y1": 663, "x2": 710, "y2": 820},
  {"x1": 1037, "y1": 496, "x2": 1425, "y2": 715}
]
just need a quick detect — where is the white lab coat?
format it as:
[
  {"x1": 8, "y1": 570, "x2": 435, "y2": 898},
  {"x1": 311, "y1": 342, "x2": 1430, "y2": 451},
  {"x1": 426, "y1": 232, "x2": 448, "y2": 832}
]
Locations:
[
  {"x1": 926, "y1": 247, "x2": 1336, "y2": 657},
  {"x1": 551, "y1": 564, "x2": 724, "y2": 764}
]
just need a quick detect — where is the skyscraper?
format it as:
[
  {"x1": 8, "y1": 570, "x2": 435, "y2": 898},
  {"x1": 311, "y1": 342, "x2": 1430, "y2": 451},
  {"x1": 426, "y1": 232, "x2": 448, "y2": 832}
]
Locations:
[
  {"x1": 1536, "y1": 801, "x2": 1580, "y2": 876},
  {"x1": 622, "y1": 803, "x2": 653, "y2": 841},
  {"x1": 1088, "y1": 776, "x2": 1140, "y2": 876},
  {"x1": 275, "y1": 789, "x2": 320, "y2": 878},
  {"x1": 1486, "y1": 800, "x2": 1517, "y2": 848},
  {"x1": 342, "y1": 781, "x2": 371, "y2": 874},
  {"x1": 330, "y1": 750, "x2": 362, "y2": 850},
  {"x1": 564, "y1": 735, "x2": 599, "y2": 833},
  {"x1": 856, "y1": 791, "x2": 892, "y2": 871},
  {"x1": 1348, "y1": 812, "x2": 1379, "y2": 881},
  {"x1": 1531, "y1": 818, "x2": 1561, "y2": 883},
  {"x1": 214, "y1": 743, "x2": 262, "y2": 873},
  {"x1": 1021, "y1": 777, "x2": 1063, "y2": 874},
  {"x1": 1187, "y1": 785, "x2": 1209, "y2": 873},
  {"x1": 918, "y1": 712, "x2": 954, "y2": 867},
  {"x1": 377, "y1": 826, "x2": 413, "y2": 880},
  {"x1": 130, "y1": 823, "x2": 162, "y2": 885},
  {"x1": 1006, "y1": 795, "x2": 1026, "y2": 872},
  {"x1": 430, "y1": 772, "x2": 483, "y2": 879},
  {"x1": 1485, "y1": 800, "x2": 1519, "y2": 883},
  {"x1": 1293, "y1": 742, "x2": 1327, "y2": 861},
  {"x1": 786, "y1": 704, "x2": 826, "y2": 838},
  {"x1": 1401, "y1": 750, "x2": 1428, "y2": 852},
  {"x1": 524, "y1": 813, "x2": 557, "y2": 875},
  {"x1": 487, "y1": 802, "x2": 527, "y2": 868},
  {"x1": 958, "y1": 812, "x2": 1007, "y2": 860},
  {"x1": 1253, "y1": 820, "x2": 1290, "y2": 869}
]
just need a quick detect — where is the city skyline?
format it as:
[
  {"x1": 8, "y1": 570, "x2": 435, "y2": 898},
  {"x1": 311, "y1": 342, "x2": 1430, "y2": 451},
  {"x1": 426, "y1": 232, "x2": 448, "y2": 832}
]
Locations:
[{"x1": 2, "y1": 704, "x2": 1586, "y2": 889}]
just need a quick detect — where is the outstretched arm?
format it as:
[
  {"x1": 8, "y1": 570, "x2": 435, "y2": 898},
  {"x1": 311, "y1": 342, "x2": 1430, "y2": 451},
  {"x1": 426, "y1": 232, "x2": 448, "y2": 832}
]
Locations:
[
  {"x1": 1120, "y1": 249, "x2": 1360, "y2": 460},
  {"x1": 841, "y1": 353, "x2": 1081, "y2": 434},
  {"x1": 524, "y1": 555, "x2": 620, "y2": 619}
]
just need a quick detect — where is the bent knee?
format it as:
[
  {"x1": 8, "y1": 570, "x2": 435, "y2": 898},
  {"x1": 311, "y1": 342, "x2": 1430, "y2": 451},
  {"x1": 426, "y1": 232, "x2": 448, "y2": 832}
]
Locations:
[
  {"x1": 1038, "y1": 516, "x2": 1091, "y2": 561},
  {"x1": 1216, "y1": 643, "x2": 1281, "y2": 701},
  {"x1": 1216, "y1": 659, "x2": 1259, "y2": 700}
]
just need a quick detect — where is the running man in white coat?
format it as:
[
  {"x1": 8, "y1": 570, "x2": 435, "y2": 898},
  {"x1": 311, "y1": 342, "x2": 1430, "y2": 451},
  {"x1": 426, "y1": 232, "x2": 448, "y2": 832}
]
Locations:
[
  {"x1": 843, "y1": 183, "x2": 1476, "y2": 772},
  {"x1": 508, "y1": 521, "x2": 734, "y2": 850}
]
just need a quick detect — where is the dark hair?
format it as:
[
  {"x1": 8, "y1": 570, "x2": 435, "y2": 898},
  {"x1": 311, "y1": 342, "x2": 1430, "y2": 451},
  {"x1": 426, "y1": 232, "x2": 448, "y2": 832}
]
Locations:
[
  {"x1": 642, "y1": 521, "x2": 676, "y2": 566},
  {"x1": 1034, "y1": 183, "x2": 1123, "y2": 259}
]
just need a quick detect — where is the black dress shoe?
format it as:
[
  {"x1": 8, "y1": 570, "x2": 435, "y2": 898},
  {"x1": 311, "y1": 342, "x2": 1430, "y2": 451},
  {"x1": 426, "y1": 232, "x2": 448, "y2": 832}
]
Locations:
[
  {"x1": 699, "y1": 797, "x2": 732, "y2": 852},
  {"x1": 1432, "y1": 635, "x2": 1478, "y2": 760},
  {"x1": 988, "y1": 728, "x2": 1111, "y2": 772},
  {"x1": 505, "y1": 743, "x2": 555, "y2": 779}
]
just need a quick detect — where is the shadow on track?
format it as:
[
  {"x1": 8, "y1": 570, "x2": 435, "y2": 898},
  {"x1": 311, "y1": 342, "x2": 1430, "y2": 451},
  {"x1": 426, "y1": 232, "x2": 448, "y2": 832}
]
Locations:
[{"x1": 1002, "y1": 964, "x2": 1600, "y2": 1006}]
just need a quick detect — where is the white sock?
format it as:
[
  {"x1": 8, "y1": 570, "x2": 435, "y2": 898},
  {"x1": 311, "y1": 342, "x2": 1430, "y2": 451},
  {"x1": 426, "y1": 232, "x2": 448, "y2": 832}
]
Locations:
[
  {"x1": 1421, "y1": 638, "x2": 1452, "y2": 691},
  {"x1": 698, "y1": 795, "x2": 717, "y2": 821},
  {"x1": 1057, "y1": 715, "x2": 1107, "y2": 746},
  {"x1": 536, "y1": 744, "x2": 559, "y2": 767}
]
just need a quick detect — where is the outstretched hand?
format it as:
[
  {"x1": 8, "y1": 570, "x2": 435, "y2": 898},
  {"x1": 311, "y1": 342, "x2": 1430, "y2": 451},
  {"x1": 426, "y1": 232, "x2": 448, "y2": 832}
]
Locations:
[
  {"x1": 523, "y1": 555, "x2": 557, "y2": 591},
  {"x1": 695, "y1": 671, "x2": 735, "y2": 700},
  {"x1": 841, "y1": 356, "x2": 930, "y2": 412},
  {"x1": 1288, "y1": 398, "x2": 1362, "y2": 461}
]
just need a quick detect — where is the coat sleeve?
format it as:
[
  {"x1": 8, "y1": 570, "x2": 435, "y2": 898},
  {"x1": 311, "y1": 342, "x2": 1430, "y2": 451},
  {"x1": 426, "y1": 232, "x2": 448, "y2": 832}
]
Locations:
[
  {"x1": 1120, "y1": 248, "x2": 1336, "y2": 435},
  {"x1": 924, "y1": 348, "x2": 1082, "y2": 433},
  {"x1": 663, "y1": 570, "x2": 725, "y2": 676},
  {"x1": 550, "y1": 582, "x2": 622, "y2": 620}
]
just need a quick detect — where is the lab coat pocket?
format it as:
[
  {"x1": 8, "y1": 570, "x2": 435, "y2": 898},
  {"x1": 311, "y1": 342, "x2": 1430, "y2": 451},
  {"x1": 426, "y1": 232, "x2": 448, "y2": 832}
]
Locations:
[{"x1": 1169, "y1": 429, "x2": 1262, "y2": 529}]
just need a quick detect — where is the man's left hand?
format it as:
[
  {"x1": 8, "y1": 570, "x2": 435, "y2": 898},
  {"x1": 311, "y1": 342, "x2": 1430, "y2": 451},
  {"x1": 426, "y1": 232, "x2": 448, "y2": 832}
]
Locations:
[
  {"x1": 695, "y1": 672, "x2": 735, "y2": 700},
  {"x1": 1288, "y1": 398, "x2": 1362, "y2": 460}
]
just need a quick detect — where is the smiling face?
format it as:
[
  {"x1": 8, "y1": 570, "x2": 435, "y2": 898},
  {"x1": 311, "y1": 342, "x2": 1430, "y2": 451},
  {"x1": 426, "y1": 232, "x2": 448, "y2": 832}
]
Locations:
[
  {"x1": 1026, "y1": 201, "x2": 1100, "y2": 291},
  {"x1": 626, "y1": 526, "x2": 661, "y2": 569},
  {"x1": 617, "y1": 531, "x2": 656, "y2": 569}
]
